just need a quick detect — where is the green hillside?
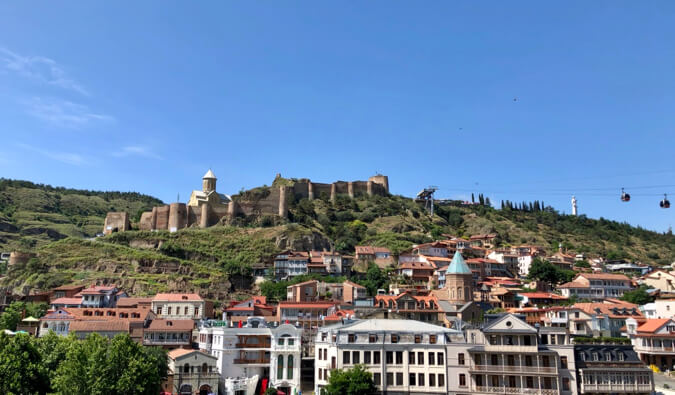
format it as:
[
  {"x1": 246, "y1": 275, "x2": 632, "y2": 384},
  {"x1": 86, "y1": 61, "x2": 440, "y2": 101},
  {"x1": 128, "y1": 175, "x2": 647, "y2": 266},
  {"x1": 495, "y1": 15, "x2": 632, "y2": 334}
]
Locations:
[
  {"x1": 1, "y1": 180, "x2": 673, "y2": 302},
  {"x1": 0, "y1": 179, "x2": 163, "y2": 250}
]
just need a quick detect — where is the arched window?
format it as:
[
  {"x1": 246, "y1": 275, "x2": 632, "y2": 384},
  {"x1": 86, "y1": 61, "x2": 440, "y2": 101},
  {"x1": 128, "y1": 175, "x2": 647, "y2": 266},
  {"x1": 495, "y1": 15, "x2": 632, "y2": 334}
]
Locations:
[
  {"x1": 277, "y1": 355, "x2": 284, "y2": 380},
  {"x1": 379, "y1": 301, "x2": 384, "y2": 308},
  {"x1": 458, "y1": 287, "x2": 463, "y2": 300},
  {"x1": 451, "y1": 289, "x2": 455, "y2": 299},
  {"x1": 183, "y1": 363, "x2": 190, "y2": 374},
  {"x1": 287, "y1": 355, "x2": 294, "y2": 379}
]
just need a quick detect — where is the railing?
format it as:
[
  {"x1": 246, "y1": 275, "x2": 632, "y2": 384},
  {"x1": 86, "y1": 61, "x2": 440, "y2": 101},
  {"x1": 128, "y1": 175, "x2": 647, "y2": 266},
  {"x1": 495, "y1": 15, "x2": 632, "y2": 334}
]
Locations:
[
  {"x1": 272, "y1": 344, "x2": 299, "y2": 351},
  {"x1": 474, "y1": 386, "x2": 558, "y2": 395},
  {"x1": 635, "y1": 345, "x2": 675, "y2": 352},
  {"x1": 470, "y1": 365, "x2": 557, "y2": 374},
  {"x1": 233, "y1": 358, "x2": 270, "y2": 364},
  {"x1": 236, "y1": 343, "x2": 271, "y2": 348},
  {"x1": 143, "y1": 338, "x2": 190, "y2": 345},
  {"x1": 580, "y1": 383, "x2": 652, "y2": 393}
]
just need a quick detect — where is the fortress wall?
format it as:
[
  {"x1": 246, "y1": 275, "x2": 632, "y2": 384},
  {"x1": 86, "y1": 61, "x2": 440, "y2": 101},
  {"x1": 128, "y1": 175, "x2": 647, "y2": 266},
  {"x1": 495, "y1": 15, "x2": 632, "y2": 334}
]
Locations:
[
  {"x1": 187, "y1": 205, "x2": 200, "y2": 227},
  {"x1": 155, "y1": 205, "x2": 170, "y2": 230},
  {"x1": 311, "y1": 183, "x2": 332, "y2": 199},
  {"x1": 139, "y1": 212, "x2": 154, "y2": 231},
  {"x1": 334, "y1": 181, "x2": 349, "y2": 195},
  {"x1": 369, "y1": 175, "x2": 389, "y2": 193},
  {"x1": 292, "y1": 182, "x2": 309, "y2": 200},
  {"x1": 103, "y1": 212, "x2": 130, "y2": 235},
  {"x1": 168, "y1": 203, "x2": 187, "y2": 231},
  {"x1": 352, "y1": 181, "x2": 369, "y2": 196}
]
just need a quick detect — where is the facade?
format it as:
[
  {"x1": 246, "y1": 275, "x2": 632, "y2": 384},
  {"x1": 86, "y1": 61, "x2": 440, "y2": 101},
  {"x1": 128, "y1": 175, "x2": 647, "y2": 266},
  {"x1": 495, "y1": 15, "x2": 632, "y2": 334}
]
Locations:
[
  {"x1": 143, "y1": 319, "x2": 194, "y2": 349},
  {"x1": 164, "y1": 348, "x2": 219, "y2": 395},
  {"x1": 78, "y1": 284, "x2": 126, "y2": 308},
  {"x1": 152, "y1": 293, "x2": 206, "y2": 320},
  {"x1": 559, "y1": 273, "x2": 632, "y2": 300},
  {"x1": 574, "y1": 344, "x2": 653, "y2": 394},
  {"x1": 314, "y1": 319, "x2": 461, "y2": 395},
  {"x1": 198, "y1": 318, "x2": 302, "y2": 395},
  {"x1": 223, "y1": 296, "x2": 275, "y2": 324},
  {"x1": 286, "y1": 280, "x2": 367, "y2": 304},
  {"x1": 39, "y1": 307, "x2": 154, "y2": 340},
  {"x1": 572, "y1": 301, "x2": 644, "y2": 337},
  {"x1": 640, "y1": 270, "x2": 675, "y2": 292},
  {"x1": 640, "y1": 299, "x2": 675, "y2": 319},
  {"x1": 374, "y1": 293, "x2": 441, "y2": 323},
  {"x1": 626, "y1": 317, "x2": 675, "y2": 371},
  {"x1": 274, "y1": 251, "x2": 310, "y2": 279}
]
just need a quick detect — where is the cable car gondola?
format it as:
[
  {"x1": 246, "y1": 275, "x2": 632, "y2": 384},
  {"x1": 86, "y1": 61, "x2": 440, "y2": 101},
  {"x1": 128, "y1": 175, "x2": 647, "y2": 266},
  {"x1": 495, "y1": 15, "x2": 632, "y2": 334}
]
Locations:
[
  {"x1": 660, "y1": 194, "x2": 670, "y2": 209},
  {"x1": 620, "y1": 188, "x2": 630, "y2": 202}
]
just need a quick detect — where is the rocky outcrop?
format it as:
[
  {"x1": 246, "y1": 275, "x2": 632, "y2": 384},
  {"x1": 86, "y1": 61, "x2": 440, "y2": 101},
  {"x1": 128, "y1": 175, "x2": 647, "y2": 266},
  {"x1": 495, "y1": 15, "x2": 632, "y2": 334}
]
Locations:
[{"x1": 275, "y1": 231, "x2": 331, "y2": 251}]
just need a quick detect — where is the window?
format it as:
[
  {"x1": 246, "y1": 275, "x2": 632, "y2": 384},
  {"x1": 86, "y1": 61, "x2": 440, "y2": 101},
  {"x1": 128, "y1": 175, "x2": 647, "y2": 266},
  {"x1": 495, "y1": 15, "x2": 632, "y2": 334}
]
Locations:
[
  {"x1": 278, "y1": 338, "x2": 285, "y2": 345},
  {"x1": 364, "y1": 351, "x2": 371, "y2": 364},
  {"x1": 369, "y1": 334, "x2": 377, "y2": 343},
  {"x1": 386, "y1": 373, "x2": 394, "y2": 386},
  {"x1": 542, "y1": 356, "x2": 550, "y2": 367},
  {"x1": 184, "y1": 306, "x2": 188, "y2": 315},
  {"x1": 458, "y1": 353, "x2": 465, "y2": 365},
  {"x1": 409, "y1": 351, "x2": 415, "y2": 364},
  {"x1": 396, "y1": 372, "x2": 403, "y2": 386},
  {"x1": 386, "y1": 351, "x2": 393, "y2": 364},
  {"x1": 526, "y1": 376, "x2": 534, "y2": 388},
  {"x1": 437, "y1": 352, "x2": 443, "y2": 365},
  {"x1": 391, "y1": 334, "x2": 399, "y2": 343},
  {"x1": 525, "y1": 355, "x2": 532, "y2": 366},
  {"x1": 319, "y1": 369, "x2": 323, "y2": 380},
  {"x1": 438, "y1": 374, "x2": 445, "y2": 387},
  {"x1": 505, "y1": 335, "x2": 513, "y2": 345},
  {"x1": 331, "y1": 356, "x2": 336, "y2": 369},
  {"x1": 418, "y1": 352, "x2": 424, "y2": 364},
  {"x1": 348, "y1": 334, "x2": 355, "y2": 343},
  {"x1": 490, "y1": 335, "x2": 499, "y2": 345},
  {"x1": 429, "y1": 373, "x2": 436, "y2": 387},
  {"x1": 429, "y1": 352, "x2": 435, "y2": 365},
  {"x1": 592, "y1": 353, "x2": 598, "y2": 361},
  {"x1": 287, "y1": 355, "x2": 294, "y2": 379},
  {"x1": 563, "y1": 377, "x2": 570, "y2": 391},
  {"x1": 374, "y1": 351, "x2": 381, "y2": 364},
  {"x1": 409, "y1": 373, "x2": 416, "y2": 386},
  {"x1": 507, "y1": 355, "x2": 515, "y2": 366},
  {"x1": 618, "y1": 352, "x2": 624, "y2": 361},
  {"x1": 605, "y1": 352, "x2": 611, "y2": 361},
  {"x1": 523, "y1": 335, "x2": 532, "y2": 346},
  {"x1": 353, "y1": 351, "x2": 360, "y2": 364},
  {"x1": 168, "y1": 307, "x2": 172, "y2": 315},
  {"x1": 373, "y1": 373, "x2": 381, "y2": 385},
  {"x1": 396, "y1": 351, "x2": 403, "y2": 364},
  {"x1": 418, "y1": 373, "x2": 425, "y2": 386},
  {"x1": 343, "y1": 351, "x2": 350, "y2": 364},
  {"x1": 277, "y1": 355, "x2": 284, "y2": 380},
  {"x1": 560, "y1": 356, "x2": 568, "y2": 369},
  {"x1": 430, "y1": 335, "x2": 437, "y2": 344},
  {"x1": 414, "y1": 334, "x2": 422, "y2": 343},
  {"x1": 491, "y1": 354, "x2": 499, "y2": 365}
]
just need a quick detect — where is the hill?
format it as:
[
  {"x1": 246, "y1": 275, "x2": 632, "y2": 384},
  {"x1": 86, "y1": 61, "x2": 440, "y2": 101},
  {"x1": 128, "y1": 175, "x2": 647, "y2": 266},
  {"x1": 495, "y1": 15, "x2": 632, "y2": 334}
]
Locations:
[
  {"x1": 0, "y1": 179, "x2": 163, "y2": 250},
  {"x1": 1, "y1": 180, "x2": 673, "y2": 304}
]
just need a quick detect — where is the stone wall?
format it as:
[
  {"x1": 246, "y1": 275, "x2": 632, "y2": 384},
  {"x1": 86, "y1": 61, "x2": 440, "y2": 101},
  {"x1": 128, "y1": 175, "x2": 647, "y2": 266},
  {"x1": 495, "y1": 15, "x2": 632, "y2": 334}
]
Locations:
[{"x1": 103, "y1": 212, "x2": 130, "y2": 235}]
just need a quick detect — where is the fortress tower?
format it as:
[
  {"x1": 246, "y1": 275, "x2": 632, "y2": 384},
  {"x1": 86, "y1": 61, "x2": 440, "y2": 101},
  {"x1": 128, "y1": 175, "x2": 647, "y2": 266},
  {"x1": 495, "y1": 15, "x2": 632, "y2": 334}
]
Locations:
[{"x1": 203, "y1": 169, "x2": 217, "y2": 193}]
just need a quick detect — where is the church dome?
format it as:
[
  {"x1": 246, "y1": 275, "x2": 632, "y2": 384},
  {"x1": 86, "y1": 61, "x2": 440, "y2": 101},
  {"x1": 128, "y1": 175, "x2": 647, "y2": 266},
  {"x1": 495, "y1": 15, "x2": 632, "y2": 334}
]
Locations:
[
  {"x1": 447, "y1": 251, "x2": 471, "y2": 275},
  {"x1": 203, "y1": 169, "x2": 216, "y2": 179}
]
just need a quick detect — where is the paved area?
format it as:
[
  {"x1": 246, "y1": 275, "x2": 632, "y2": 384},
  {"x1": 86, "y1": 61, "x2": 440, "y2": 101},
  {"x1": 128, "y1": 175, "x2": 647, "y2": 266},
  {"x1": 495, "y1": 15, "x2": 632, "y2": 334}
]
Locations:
[{"x1": 654, "y1": 372, "x2": 675, "y2": 394}]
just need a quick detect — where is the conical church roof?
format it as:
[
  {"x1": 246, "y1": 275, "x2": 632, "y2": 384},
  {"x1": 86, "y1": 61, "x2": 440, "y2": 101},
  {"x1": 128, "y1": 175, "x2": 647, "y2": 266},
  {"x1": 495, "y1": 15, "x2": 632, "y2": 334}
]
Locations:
[
  {"x1": 203, "y1": 169, "x2": 216, "y2": 179},
  {"x1": 447, "y1": 251, "x2": 471, "y2": 274}
]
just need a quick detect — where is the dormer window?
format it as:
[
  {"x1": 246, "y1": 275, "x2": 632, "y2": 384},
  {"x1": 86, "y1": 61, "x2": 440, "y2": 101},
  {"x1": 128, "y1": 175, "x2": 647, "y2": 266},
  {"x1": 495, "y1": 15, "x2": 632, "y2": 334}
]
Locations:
[
  {"x1": 391, "y1": 334, "x2": 399, "y2": 343},
  {"x1": 592, "y1": 353, "x2": 598, "y2": 361},
  {"x1": 429, "y1": 335, "x2": 437, "y2": 344},
  {"x1": 414, "y1": 335, "x2": 421, "y2": 344},
  {"x1": 348, "y1": 334, "x2": 356, "y2": 343},
  {"x1": 618, "y1": 352, "x2": 624, "y2": 361},
  {"x1": 605, "y1": 353, "x2": 611, "y2": 361}
]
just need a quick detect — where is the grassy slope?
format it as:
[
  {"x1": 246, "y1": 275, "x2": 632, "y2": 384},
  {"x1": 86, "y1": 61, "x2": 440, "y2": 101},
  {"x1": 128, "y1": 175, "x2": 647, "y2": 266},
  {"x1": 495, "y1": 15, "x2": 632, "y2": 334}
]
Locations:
[{"x1": 1, "y1": 181, "x2": 673, "y2": 303}]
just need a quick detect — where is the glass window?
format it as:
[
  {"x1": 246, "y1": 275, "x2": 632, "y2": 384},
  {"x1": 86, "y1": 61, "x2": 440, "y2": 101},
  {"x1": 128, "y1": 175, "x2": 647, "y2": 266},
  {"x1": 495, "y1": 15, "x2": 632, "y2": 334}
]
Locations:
[
  {"x1": 409, "y1": 373, "x2": 416, "y2": 386},
  {"x1": 418, "y1": 352, "x2": 424, "y2": 364},
  {"x1": 391, "y1": 334, "x2": 399, "y2": 343},
  {"x1": 343, "y1": 351, "x2": 350, "y2": 364},
  {"x1": 429, "y1": 374, "x2": 436, "y2": 387},
  {"x1": 396, "y1": 351, "x2": 403, "y2": 364},
  {"x1": 364, "y1": 351, "x2": 371, "y2": 364},
  {"x1": 352, "y1": 351, "x2": 360, "y2": 364},
  {"x1": 374, "y1": 351, "x2": 381, "y2": 364},
  {"x1": 386, "y1": 372, "x2": 393, "y2": 386},
  {"x1": 415, "y1": 335, "x2": 422, "y2": 343},
  {"x1": 369, "y1": 334, "x2": 377, "y2": 343},
  {"x1": 437, "y1": 352, "x2": 443, "y2": 365},
  {"x1": 458, "y1": 353, "x2": 464, "y2": 365},
  {"x1": 396, "y1": 372, "x2": 403, "y2": 386},
  {"x1": 459, "y1": 374, "x2": 467, "y2": 387},
  {"x1": 348, "y1": 334, "x2": 355, "y2": 343},
  {"x1": 287, "y1": 355, "x2": 294, "y2": 379},
  {"x1": 409, "y1": 351, "x2": 415, "y2": 364},
  {"x1": 277, "y1": 355, "x2": 284, "y2": 380},
  {"x1": 373, "y1": 373, "x2": 381, "y2": 385},
  {"x1": 430, "y1": 335, "x2": 437, "y2": 344},
  {"x1": 438, "y1": 374, "x2": 445, "y2": 387},
  {"x1": 418, "y1": 373, "x2": 425, "y2": 386},
  {"x1": 386, "y1": 351, "x2": 393, "y2": 364},
  {"x1": 563, "y1": 377, "x2": 570, "y2": 391},
  {"x1": 561, "y1": 356, "x2": 568, "y2": 369}
]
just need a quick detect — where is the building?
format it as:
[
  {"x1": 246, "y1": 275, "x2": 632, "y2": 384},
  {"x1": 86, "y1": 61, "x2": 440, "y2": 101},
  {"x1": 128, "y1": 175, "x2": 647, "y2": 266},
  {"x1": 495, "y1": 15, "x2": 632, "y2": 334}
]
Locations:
[
  {"x1": 519, "y1": 292, "x2": 568, "y2": 308},
  {"x1": 223, "y1": 296, "x2": 275, "y2": 324},
  {"x1": 198, "y1": 317, "x2": 302, "y2": 395},
  {"x1": 78, "y1": 284, "x2": 127, "y2": 308},
  {"x1": 640, "y1": 299, "x2": 675, "y2": 319},
  {"x1": 286, "y1": 280, "x2": 368, "y2": 304},
  {"x1": 626, "y1": 317, "x2": 675, "y2": 371},
  {"x1": 39, "y1": 306, "x2": 155, "y2": 340},
  {"x1": 274, "y1": 251, "x2": 310, "y2": 279},
  {"x1": 605, "y1": 262, "x2": 650, "y2": 276},
  {"x1": 469, "y1": 233, "x2": 498, "y2": 249},
  {"x1": 355, "y1": 246, "x2": 393, "y2": 267},
  {"x1": 574, "y1": 344, "x2": 653, "y2": 394},
  {"x1": 572, "y1": 301, "x2": 644, "y2": 337},
  {"x1": 397, "y1": 260, "x2": 437, "y2": 289},
  {"x1": 374, "y1": 293, "x2": 441, "y2": 323},
  {"x1": 143, "y1": 319, "x2": 194, "y2": 349},
  {"x1": 640, "y1": 270, "x2": 675, "y2": 292},
  {"x1": 164, "y1": 348, "x2": 219, "y2": 395},
  {"x1": 314, "y1": 319, "x2": 461, "y2": 395},
  {"x1": 487, "y1": 250, "x2": 519, "y2": 277},
  {"x1": 558, "y1": 273, "x2": 632, "y2": 301},
  {"x1": 69, "y1": 320, "x2": 131, "y2": 339},
  {"x1": 152, "y1": 293, "x2": 207, "y2": 320}
]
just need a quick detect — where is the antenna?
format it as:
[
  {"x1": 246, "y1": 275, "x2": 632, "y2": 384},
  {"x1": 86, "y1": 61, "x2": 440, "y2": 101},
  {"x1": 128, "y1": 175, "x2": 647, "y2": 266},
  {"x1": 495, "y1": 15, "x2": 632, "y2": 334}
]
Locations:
[{"x1": 416, "y1": 186, "x2": 438, "y2": 216}]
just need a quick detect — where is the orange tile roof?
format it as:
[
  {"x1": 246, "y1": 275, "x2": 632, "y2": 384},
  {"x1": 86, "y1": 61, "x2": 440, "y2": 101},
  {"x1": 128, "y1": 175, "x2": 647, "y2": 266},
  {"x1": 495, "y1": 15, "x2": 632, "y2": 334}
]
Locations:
[
  {"x1": 578, "y1": 273, "x2": 631, "y2": 281},
  {"x1": 116, "y1": 297, "x2": 152, "y2": 308},
  {"x1": 146, "y1": 319, "x2": 194, "y2": 332},
  {"x1": 519, "y1": 292, "x2": 567, "y2": 300},
  {"x1": 168, "y1": 348, "x2": 197, "y2": 359},
  {"x1": 50, "y1": 297, "x2": 82, "y2": 305},
  {"x1": 573, "y1": 302, "x2": 643, "y2": 319},
  {"x1": 637, "y1": 319, "x2": 671, "y2": 334},
  {"x1": 278, "y1": 302, "x2": 337, "y2": 309}
]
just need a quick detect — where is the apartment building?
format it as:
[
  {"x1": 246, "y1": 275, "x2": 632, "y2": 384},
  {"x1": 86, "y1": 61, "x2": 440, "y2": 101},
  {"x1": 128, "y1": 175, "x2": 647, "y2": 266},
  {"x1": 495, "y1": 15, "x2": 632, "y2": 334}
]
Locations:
[
  {"x1": 223, "y1": 296, "x2": 275, "y2": 324},
  {"x1": 355, "y1": 246, "x2": 393, "y2": 267},
  {"x1": 559, "y1": 273, "x2": 632, "y2": 301},
  {"x1": 273, "y1": 251, "x2": 310, "y2": 279},
  {"x1": 626, "y1": 317, "x2": 675, "y2": 371},
  {"x1": 39, "y1": 307, "x2": 154, "y2": 340},
  {"x1": 640, "y1": 299, "x2": 675, "y2": 319},
  {"x1": 314, "y1": 319, "x2": 461, "y2": 395},
  {"x1": 198, "y1": 317, "x2": 302, "y2": 395},
  {"x1": 573, "y1": 301, "x2": 644, "y2": 337},
  {"x1": 286, "y1": 280, "x2": 367, "y2": 304},
  {"x1": 142, "y1": 319, "x2": 194, "y2": 349},
  {"x1": 374, "y1": 293, "x2": 441, "y2": 323},
  {"x1": 574, "y1": 344, "x2": 653, "y2": 394},
  {"x1": 151, "y1": 293, "x2": 207, "y2": 320}
]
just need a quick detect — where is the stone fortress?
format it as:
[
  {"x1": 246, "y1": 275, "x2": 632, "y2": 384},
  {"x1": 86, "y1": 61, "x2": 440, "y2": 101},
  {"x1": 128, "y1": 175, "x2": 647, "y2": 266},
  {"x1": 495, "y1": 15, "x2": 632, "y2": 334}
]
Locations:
[{"x1": 103, "y1": 170, "x2": 389, "y2": 234}]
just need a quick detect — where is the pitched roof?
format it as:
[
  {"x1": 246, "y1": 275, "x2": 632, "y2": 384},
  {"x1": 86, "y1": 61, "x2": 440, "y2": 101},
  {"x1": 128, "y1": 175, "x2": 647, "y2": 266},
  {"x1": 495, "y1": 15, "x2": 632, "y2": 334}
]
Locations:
[
  {"x1": 519, "y1": 292, "x2": 567, "y2": 300},
  {"x1": 152, "y1": 293, "x2": 203, "y2": 302},
  {"x1": 446, "y1": 251, "x2": 472, "y2": 275},
  {"x1": 573, "y1": 302, "x2": 643, "y2": 319},
  {"x1": 50, "y1": 297, "x2": 82, "y2": 305},
  {"x1": 116, "y1": 297, "x2": 152, "y2": 308},
  {"x1": 578, "y1": 273, "x2": 631, "y2": 281},
  {"x1": 324, "y1": 319, "x2": 459, "y2": 333},
  {"x1": 146, "y1": 319, "x2": 194, "y2": 332},
  {"x1": 168, "y1": 348, "x2": 205, "y2": 360},
  {"x1": 278, "y1": 302, "x2": 337, "y2": 309},
  {"x1": 203, "y1": 169, "x2": 216, "y2": 179},
  {"x1": 69, "y1": 320, "x2": 130, "y2": 332},
  {"x1": 637, "y1": 319, "x2": 672, "y2": 334}
]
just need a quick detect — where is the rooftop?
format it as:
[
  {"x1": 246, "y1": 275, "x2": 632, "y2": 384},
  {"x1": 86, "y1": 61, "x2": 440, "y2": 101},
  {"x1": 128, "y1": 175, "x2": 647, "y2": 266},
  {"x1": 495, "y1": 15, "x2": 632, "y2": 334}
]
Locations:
[
  {"x1": 323, "y1": 319, "x2": 460, "y2": 333},
  {"x1": 152, "y1": 293, "x2": 203, "y2": 302}
]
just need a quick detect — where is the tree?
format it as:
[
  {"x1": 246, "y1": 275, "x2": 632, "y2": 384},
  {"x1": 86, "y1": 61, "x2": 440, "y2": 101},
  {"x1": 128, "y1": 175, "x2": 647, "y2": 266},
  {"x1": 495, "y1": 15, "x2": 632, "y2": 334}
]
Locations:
[
  {"x1": 575, "y1": 260, "x2": 591, "y2": 269},
  {"x1": 0, "y1": 301, "x2": 48, "y2": 331},
  {"x1": 323, "y1": 365, "x2": 377, "y2": 395},
  {"x1": 527, "y1": 258, "x2": 574, "y2": 285},
  {"x1": 486, "y1": 307, "x2": 506, "y2": 314},
  {"x1": 359, "y1": 263, "x2": 390, "y2": 296},
  {"x1": 0, "y1": 333, "x2": 49, "y2": 395},
  {"x1": 620, "y1": 285, "x2": 654, "y2": 305}
]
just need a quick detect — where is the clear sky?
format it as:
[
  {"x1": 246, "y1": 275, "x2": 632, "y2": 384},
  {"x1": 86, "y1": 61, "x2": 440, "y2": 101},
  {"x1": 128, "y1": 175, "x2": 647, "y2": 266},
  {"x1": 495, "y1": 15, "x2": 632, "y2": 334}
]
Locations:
[{"x1": 1, "y1": 2, "x2": 673, "y2": 232}]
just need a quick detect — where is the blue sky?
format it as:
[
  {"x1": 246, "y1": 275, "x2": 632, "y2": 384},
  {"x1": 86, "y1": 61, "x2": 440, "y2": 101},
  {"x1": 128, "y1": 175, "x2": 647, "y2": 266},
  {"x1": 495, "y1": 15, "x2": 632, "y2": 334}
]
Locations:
[{"x1": 0, "y1": 2, "x2": 673, "y2": 232}]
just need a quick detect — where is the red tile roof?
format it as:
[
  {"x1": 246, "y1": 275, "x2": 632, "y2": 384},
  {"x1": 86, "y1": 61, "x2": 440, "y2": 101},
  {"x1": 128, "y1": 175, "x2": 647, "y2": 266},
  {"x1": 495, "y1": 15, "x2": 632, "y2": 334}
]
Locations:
[
  {"x1": 168, "y1": 348, "x2": 198, "y2": 360},
  {"x1": 69, "y1": 320, "x2": 130, "y2": 333},
  {"x1": 578, "y1": 273, "x2": 631, "y2": 281},
  {"x1": 116, "y1": 297, "x2": 152, "y2": 308},
  {"x1": 50, "y1": 297, "x2": 82, "y2": 305},
  {"x1": 519, "y1": 292, "x2": 567, "y2": 300},
  {"x1": 146, "y1": 319, "x2": 194, "y2": 332},
  {"x1": 637, "y1": 319, "x2": 672, "y2": 334}
]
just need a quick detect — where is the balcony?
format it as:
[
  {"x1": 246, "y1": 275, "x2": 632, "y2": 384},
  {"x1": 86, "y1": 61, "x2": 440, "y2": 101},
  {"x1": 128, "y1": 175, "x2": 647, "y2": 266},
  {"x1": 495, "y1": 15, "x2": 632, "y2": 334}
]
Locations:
[
  {"x1": 236, "y1": 342, "x2": 271, "y2": 349},
  {"x1": 474, "y1": 386, "x2": 558, "y2": 395},
  {"x1": 233, "y1": 358, "x2": 270, "y2": 365},
  {"x1": 143, "y1": 338, "x2": 190, "y2": 345},
  {"x1": 580, "y1": 383, "x2": 652, "y2": 393},
  {"x1": 470, "y1": 365, "x2": 557, "y2": 375},
  {"x1": 550, "y1": 317, "x2": 567, "y2": 325}
]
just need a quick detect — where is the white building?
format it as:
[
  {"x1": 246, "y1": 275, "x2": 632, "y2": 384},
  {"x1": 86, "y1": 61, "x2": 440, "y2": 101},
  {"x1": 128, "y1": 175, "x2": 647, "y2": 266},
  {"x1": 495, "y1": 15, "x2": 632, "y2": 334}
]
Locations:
[
  {"x1": 640, "y1": 299, "x2": 675, "y2": 319},
  {"x1": 164, "y1": 348, "x2": 219, "y2": 395},
  {"x1": 198, "y1": 317, "x2": 302, "y2": 395},
  {"x1": 314, "y1": 319, "x2": 461, "y2": 395},
  {"x1": 558, "y1": 273, "x2": 632, "y2": 301}
]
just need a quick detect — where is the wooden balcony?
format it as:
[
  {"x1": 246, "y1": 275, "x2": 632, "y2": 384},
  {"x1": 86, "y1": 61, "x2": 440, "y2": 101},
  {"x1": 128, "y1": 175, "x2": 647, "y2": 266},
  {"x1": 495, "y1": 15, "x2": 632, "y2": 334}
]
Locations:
[
  {"x1": 233, "y1": 358, "x2": 270, "y2": 364},
  {"x1": 470, "y1": 365, "x2": 557, "y2": 375},
  {"x1": 235, "y1": 342, "x2": 271, "y2": 348}
]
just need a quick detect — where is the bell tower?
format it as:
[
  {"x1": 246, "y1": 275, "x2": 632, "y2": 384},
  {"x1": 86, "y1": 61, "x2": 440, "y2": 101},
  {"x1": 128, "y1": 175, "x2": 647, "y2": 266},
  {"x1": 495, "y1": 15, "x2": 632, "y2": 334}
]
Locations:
[{"x1": 202, "y1": 169, "x2": 217, "y2": 193}]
